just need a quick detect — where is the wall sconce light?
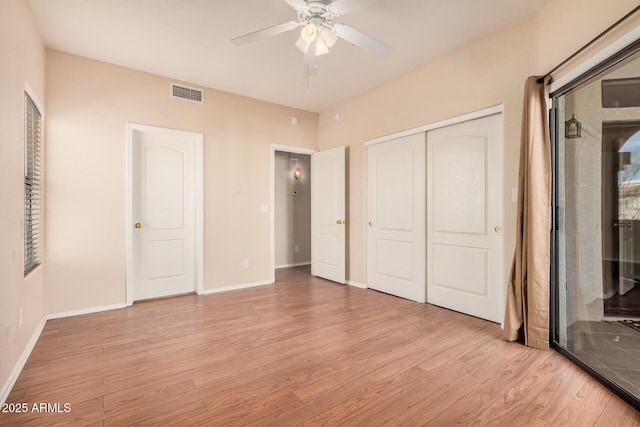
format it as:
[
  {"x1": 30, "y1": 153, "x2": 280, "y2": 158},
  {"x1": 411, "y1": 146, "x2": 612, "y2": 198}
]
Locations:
[
  {"x1": 294, "y1": 168, "x2": 301, "y2": 180},
  {"x1": 565, "y1": 114, "x2": 582, "y2": 139}
]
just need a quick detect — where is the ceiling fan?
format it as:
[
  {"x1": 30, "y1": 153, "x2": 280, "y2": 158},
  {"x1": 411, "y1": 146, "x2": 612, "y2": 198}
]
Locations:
[{"x1": 231, "y1": 0, "x2": 392, "y2": 60}]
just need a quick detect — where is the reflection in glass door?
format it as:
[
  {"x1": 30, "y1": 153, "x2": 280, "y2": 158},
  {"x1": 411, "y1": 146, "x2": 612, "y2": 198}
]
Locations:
[
  {"x1": 603, "y1": 123, "x2": 640, "y2": 317},
  {"x1": 553, "y1": 43, "x2": 640, "y2": 410}
]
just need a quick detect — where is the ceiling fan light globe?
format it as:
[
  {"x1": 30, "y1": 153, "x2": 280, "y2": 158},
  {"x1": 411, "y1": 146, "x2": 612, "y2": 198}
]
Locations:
[
  {"x1": 295, "y1": 37, "x2": 310, "y2": 53},
  {"x1": 301, "y1": 23, "x2": 317, "y2": 43},
  {"x1": 315, "y1": 38, "x2": 329, "y2": 55},
  {"x1": 321, "y1": 26, "x2": 338, "y2": 47}
]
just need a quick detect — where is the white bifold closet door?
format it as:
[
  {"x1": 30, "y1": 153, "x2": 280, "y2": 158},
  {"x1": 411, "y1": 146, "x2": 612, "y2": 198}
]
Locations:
[
  {"x1": 367, "y1": 133, "x2": 426, "y2": 303},
  {"x1": 426, "y1": 114, "x2": 504, "y2": 323},
  {"x1": 365, "y1": 113, "x2": 504, "y2": 324}
]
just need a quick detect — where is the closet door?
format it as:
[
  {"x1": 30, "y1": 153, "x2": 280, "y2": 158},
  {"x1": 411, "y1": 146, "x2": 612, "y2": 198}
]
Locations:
[
  {"x1": 426, "y1": 114, "x2": 504, "y2": 323},
  {"x1": 367, "y1": 133, "x2": 426, "y2": 302}
]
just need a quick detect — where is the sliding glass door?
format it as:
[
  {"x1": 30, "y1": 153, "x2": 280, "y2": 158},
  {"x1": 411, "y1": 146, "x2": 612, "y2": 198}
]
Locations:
[{"x1": 553, "y1": 42, "x2": 640, "y2": 409}]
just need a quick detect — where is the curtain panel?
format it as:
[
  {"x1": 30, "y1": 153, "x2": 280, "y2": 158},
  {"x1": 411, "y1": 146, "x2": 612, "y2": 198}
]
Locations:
[{"x1": 504, "y1": 75, "x2": 551, "y2": 350}]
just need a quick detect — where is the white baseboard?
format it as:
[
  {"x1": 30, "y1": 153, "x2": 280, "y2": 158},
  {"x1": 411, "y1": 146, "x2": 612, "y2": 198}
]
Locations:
[
  {"x1": 202, "y1": 280, "x2": 273, "y2": 295},
  {"x1": 346, "y1": 280, "x2": 367, "y2": 289},
  {"x1": 46, "y1": 303, "x2": 127, "y2": 320},
  {"x1": 275, "y1": 262, "x2": 311, "y2": 269},
  {"x1": 0, "y1": 315, "x2": 47, "y2": 405}
]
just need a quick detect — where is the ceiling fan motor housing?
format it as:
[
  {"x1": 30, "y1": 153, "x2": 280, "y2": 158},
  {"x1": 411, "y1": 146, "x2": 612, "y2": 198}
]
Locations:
[{"x1": 299, "y1": 1, "x2": 335, "y2": 21}]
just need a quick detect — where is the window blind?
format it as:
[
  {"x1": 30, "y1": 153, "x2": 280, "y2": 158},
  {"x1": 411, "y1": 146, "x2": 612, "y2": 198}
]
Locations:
[{"x1": 24, "y1": 93, "x2": 42, "y2": 274}]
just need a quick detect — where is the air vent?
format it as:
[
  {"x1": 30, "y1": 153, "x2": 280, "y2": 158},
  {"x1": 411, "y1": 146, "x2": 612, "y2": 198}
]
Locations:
[{"x1": 170, "y1": 83, "x2": 204, "y2": 104}]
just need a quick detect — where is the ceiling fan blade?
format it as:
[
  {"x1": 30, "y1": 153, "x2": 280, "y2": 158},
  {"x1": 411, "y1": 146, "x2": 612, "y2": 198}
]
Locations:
[
  {"x1": 283, "y1": 0, "x2": 307, "y2": 10},
  {"x1": 232, "y1": 21, "x2": 301, "y2": 46},
  {"x1": 333, "y1": 23, "x2": 391, "y2": 55},
  {"x1": 329, "y1": 0, "x2": 381, "y2": 16}
]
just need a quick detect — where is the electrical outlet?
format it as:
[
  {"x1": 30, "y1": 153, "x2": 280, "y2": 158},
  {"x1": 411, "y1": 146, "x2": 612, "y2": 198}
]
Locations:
[
  {"x1": 294, "y1": 245, "x2": 300, "y2": 253},
  {"x1": 242, "y1": 259, "x2": 250, "y2": 269},
  {"x1": 5, "y1": 323, "x2": 11, "y2": 342},
  {"x1": 18, "y1": 308, "x2": 23, "y2": 328}
]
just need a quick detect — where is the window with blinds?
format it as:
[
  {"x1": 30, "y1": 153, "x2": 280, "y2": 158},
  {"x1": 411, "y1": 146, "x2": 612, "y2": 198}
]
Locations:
[{"x1": 24, "y1": 93, "x2": 42, "y2": 274}]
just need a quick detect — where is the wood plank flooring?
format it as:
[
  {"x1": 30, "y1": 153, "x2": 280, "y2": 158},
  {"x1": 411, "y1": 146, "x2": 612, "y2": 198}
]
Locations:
[{"x1": 2, "y1": 266, "x2": 639, "y2": 426}]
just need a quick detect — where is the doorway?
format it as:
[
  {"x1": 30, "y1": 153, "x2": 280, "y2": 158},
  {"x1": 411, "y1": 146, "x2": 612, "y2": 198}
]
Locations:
[
  {"x1": 270, "y1": 144, "x2": 346, "y2": 284},
  {"x1": 270, "y1": 145, "x2": 315, "y2": 283},
  {"x1": 274, "y1": 151, "x2": 312, "y2": 269},
  {"x1": 126, "y1": 124, "x2": 203, "y2": 304}
]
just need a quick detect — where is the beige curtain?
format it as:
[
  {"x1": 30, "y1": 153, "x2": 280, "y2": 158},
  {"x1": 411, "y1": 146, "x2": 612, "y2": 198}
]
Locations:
[{"x1": 504, "y1": 75, "x2": 551, "y2": 350}]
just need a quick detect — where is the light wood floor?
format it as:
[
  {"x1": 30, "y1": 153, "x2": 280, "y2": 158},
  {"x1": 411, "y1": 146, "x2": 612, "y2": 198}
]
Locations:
[{"x1": 3, "y1": 266, "x2": 639, "y2": 426}]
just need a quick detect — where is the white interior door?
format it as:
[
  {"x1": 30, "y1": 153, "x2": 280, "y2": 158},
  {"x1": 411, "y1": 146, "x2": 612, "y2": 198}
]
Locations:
[
  {"x1": 367, "y1": 133, "x2": 426, "y2": 303},
  {"x1": 131, "y1": 128, "x2": 198, "y2": 301},
  {"x1": 311, "y1": 146, "x2": 346, "y2": 284},
  {"x1": 426, "y1": 114, "x2": 504, "y2": 323}
]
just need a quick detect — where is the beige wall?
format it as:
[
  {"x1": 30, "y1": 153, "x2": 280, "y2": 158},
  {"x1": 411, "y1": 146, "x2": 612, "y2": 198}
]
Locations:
[
  {"x1": 275, "y1": 152, "x2": 312, "y2": 267},
  {"x1": 317, "y1": 0, "x2": 639, "y2": 286},
  {"x1": 45, "y1": 50, "x2": 319, "y2": 314},
  {"x1": 0, "y1": 0, "x2": 46, "y2": 398}
]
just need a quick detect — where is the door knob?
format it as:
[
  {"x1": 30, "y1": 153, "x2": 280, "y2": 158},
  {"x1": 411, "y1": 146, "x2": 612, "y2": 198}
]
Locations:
[
  {"x1": 368, "y1": 221, "x2": 373, "y2": 227},
  {"x1": 494, "y1": 226, "x2": 502, "y2": 233},
  {"x1": 135, "y1": 222, "x2": 142, "y2": 229},
  {"x1": 336, "y1": 220, "x2": 343, "y2": 224}
]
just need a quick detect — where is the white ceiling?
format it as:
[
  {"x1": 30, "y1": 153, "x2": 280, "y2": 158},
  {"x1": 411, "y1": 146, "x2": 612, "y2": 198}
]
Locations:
[{"x1": 28, "y1": 0, "x2": 549, "y2": 113}]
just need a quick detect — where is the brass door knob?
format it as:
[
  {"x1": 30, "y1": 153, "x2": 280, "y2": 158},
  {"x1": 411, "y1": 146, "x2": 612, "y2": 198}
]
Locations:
[
  {"x1": 368, "y1": 221, "x2": 373, "y2": 227},
  {"x1": 336, "y1": 220, "x2": 343, "y2": 225},
  {"x1": 135, "y1": 222, "x2": 142, "y2": 229},
  {"x1": 494, "y1": 226, "x2": 502, "y2": 233}
]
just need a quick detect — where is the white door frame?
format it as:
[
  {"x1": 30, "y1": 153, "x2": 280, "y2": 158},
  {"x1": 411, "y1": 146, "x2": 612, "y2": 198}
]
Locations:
[
  {"x1": 125, "y1": 123, "x2": 204, "y2": 306},
  {"x1": 364, "y1": 104, "x2": 504, "y2": 295},
  {"x1": 270, "y1": 144, "x2": 317, "y2": 283}
]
